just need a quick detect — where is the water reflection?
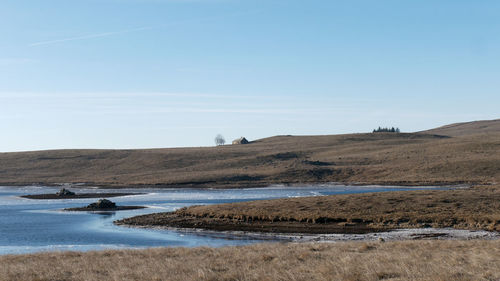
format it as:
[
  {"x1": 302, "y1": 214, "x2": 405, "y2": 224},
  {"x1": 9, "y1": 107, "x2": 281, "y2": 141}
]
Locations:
[{"x1": 94, "y1": 212, "x2": 116, "y2": 218}]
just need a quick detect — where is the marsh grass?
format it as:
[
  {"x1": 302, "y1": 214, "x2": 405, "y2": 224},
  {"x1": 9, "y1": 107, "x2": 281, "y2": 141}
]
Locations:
[
  {"x1": 1, "y1": 240, "x2": 500, "y2": 281},
  {"x1": 118, "y1": 187, "x2": 500, "y2": 233}
]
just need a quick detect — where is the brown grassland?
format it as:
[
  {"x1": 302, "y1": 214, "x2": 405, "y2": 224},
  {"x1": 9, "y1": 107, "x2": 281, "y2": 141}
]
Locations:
[
  {"x1": 2, "y1": 240, "x2": 500, "y2": 281},
  {"x1": 0, "y1": 119, "x2": 499, "y2": 188},
  {"x1": 2, "y1": 119, "x2": 500, "y2": 280}
]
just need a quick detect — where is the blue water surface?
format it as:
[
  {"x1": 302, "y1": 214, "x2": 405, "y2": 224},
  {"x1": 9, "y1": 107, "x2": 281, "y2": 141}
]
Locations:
[{"x1": 0, "y1": 184, "x2": 447, "y2": 254}]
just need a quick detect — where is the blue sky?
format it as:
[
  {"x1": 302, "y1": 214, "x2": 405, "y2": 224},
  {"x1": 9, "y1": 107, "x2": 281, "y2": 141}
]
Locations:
[{"x1": 1, "y1": 0, "x2": 499, "y2": 151}]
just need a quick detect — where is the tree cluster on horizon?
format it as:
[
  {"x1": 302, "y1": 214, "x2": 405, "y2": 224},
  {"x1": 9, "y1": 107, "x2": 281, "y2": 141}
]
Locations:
[{"x1": 373, "y1": 127, "x2": 400, "y2": 133}]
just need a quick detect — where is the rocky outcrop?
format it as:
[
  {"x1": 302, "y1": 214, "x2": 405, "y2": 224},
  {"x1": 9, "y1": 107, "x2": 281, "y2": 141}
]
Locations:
[
  {"x1": 64, "y1": 199, "x2": 145, "y2": 211},
  {"x1": 56, "y1": 188, "x2": 75, "y2": 196},
  {"x1": 86, "y1": 199, "x2": 116, "y2": 209}
]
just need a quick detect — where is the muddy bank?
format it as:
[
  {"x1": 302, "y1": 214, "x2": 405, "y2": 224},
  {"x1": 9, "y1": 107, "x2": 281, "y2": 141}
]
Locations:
[
  {"x1": 116, "y1": 212, "x2": 500, "y2": 238},
  {"x1": 122, "y1": 225, "x2": 499, "y2": 243},
  {"x1": 115, "y1": 212, "x2": 387, "y2": 234},
  {"x1": 273, "y1": 228, "x2": 500, "y2": 242}
]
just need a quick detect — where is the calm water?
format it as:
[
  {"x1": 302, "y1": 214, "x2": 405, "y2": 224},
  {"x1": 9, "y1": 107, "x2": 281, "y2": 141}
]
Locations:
[{"x1": 0, "y1": 185, "x2": 446, "y2": 255}]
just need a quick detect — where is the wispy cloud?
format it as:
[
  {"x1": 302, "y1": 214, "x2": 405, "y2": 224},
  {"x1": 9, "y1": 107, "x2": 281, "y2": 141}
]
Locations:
[
  {"x1": 29, "y1": 26, "x2": 153, "y2": 47},
  {"x1": 0, "y1": 92, "x2": 269, "y2": 100},
  {"x1": 28, "y1": 10, "x2": 259, "y2": 47},
  {"x1": 0, "y1": 91, "x2": 374, "y2": 103}
]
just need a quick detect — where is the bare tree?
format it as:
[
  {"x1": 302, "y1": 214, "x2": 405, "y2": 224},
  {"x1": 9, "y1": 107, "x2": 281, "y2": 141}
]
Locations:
[{"x1": 214, "y1": 134, "x2": 225, "y2": 146}]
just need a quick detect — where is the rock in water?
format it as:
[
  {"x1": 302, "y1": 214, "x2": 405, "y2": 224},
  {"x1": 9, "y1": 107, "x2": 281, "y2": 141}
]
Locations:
[
  {"x1": 56, "y1": 188, "x2": 75, "y2": 196},
  {"x1": 87, "y1": 199, "x2": 116, "y2": 209},
  {"x1": 64, "y1": 199, "x2": 145, "y2": 211}
]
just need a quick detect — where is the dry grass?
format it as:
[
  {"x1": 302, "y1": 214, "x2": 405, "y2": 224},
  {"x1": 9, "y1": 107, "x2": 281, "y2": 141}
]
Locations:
[
  {"x1": 1, "y1": 240, "x2": 500, "y2": 281},
  {"x1": 2, "y1": 119, "x2": 500, "y2": 281},
  {"x1": 0, "y1": 120, "x2": 499, "y2": 188},
  {"x1": 422, "y1": 118, "x2": 500, "y2": 137},
  {"x1": 118, "y1": 186, "x2": 500, "y2": 233}
]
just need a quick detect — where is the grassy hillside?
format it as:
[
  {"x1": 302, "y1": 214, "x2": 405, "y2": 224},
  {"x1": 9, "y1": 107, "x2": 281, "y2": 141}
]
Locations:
[
  {"x1": 421, "y1": 118, "x2": 500, "y2": 137},
  {"x1": 0, "y1": 119, "x2": 499, "y2": 187}
]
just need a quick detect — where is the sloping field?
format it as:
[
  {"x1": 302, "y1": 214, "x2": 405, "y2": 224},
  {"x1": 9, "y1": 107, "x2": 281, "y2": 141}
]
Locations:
[
  {"x1": 422, "y1": 118, "x2": 500, "y2": 137},
  {"x1": 1, "y1": 119, "x2": 499, "y2": 187}
]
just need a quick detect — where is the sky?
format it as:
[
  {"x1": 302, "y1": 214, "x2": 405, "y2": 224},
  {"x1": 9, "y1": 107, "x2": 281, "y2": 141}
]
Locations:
[{"x1": 1, "y1": 0, "x2": 499, "y2": 152}]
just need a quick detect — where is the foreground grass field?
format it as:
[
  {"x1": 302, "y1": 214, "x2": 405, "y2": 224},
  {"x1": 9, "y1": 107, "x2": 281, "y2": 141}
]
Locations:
[
  {"x1": 1, "y1": 119, "x2": 499, "y2": 188},
  {"x1": 2, "y1": 240, "x2": 500, "y2": 281}
]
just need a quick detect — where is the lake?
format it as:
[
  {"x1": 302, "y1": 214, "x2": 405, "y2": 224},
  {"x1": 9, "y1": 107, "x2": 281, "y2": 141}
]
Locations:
[{"x1": 0, "y1": 184, "x2": 447, "y2": 255}]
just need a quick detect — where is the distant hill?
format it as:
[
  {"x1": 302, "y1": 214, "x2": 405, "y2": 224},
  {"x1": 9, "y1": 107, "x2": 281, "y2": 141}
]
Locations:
[
  {"x1": 421, "y1": 119, "x2": 500, "y2": 137},
  {"x1": 0, "y1": 119, "x2": 499, "y2": 188}
]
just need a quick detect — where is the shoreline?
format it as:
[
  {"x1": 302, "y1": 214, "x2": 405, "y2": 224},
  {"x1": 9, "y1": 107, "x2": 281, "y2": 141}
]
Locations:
[
  {"x1": 2, "y1": 180, "x2": 477, "y2": 190},
  {"x1": 115, "y1": 213, "x2": 388, "y2": 234},
  {"x1": 115, "y1": 224, "x2": 500, "y2": 242},
  {"x1": 20, "y1": 192, "x2": 146, "y2": 200},
  {"x1": 114, "y1": 211, "x2": 494, "y2": 235},
  {"x1": 115, "y1": 187, "x2": 500, "y2": 234}
]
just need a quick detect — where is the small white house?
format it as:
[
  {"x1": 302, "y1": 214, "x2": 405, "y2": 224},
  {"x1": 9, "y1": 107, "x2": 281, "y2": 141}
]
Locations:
[{"x1": 232, "y1": 137, "x2": 249, "y2": 145}]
